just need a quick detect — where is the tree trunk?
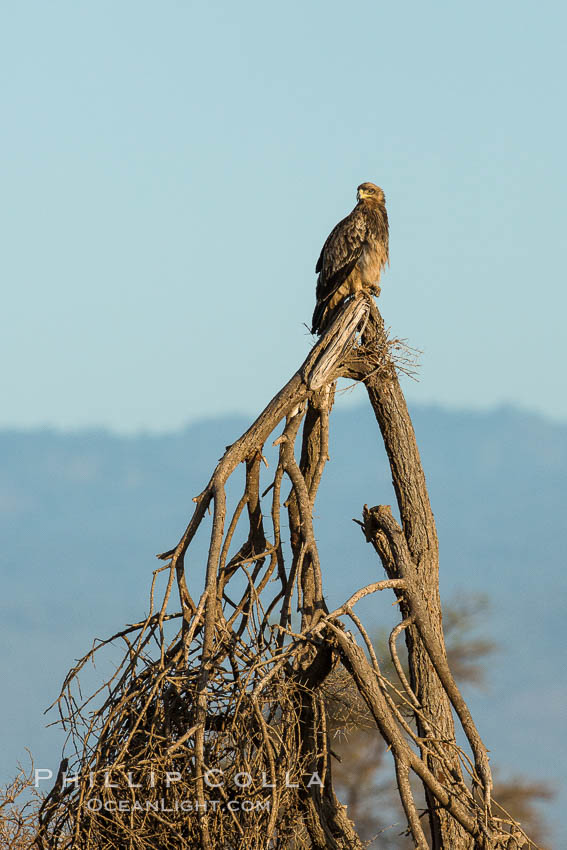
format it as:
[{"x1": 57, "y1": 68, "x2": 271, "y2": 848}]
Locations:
[{"x1": 37, "y1": 296, "x2": 536, "y2": 850}]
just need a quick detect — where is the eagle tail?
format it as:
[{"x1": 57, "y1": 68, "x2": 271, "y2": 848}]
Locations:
[{"x1": 311, "y1": 299, "x2": 328, "y2": 335}]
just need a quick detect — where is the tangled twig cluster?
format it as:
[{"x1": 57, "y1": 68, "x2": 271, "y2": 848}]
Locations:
[
  {"x1": 0, "y1": 755, "x2": 44, "y2": 849},
  {"x1": 35, "y1": 298, "x2": 539, "y2": 850}
]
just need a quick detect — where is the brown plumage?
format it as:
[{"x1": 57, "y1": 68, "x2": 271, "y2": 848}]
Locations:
[{"x1": 311, "y1": 182, "x2": 389, "y2": 334}]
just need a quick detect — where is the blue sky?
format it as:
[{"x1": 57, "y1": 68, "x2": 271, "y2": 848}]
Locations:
[{"x1": 1, "y1": 1, "x2": 566, "y2": 431}]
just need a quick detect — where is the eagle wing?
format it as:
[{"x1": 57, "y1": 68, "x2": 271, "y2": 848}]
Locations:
[{"x1": 315, "y1": 205, "x2": 368, "y2": 306}]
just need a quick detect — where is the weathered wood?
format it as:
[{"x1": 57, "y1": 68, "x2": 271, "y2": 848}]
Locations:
[
  {"x1": 351, "y1": 304, "x2": 490, "y2": 849},
  {"x1": 39, "y1": 294, "x2": 537, "y2": 850}
]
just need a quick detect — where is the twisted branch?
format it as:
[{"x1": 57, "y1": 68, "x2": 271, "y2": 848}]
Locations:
[{"x1": 35, "y1": 297, "x2": 539, "y2": 850}]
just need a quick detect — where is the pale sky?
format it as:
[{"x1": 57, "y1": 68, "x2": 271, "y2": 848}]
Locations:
[{"x1": 2, "y1": 1, "x2": 566, "y2": 432}]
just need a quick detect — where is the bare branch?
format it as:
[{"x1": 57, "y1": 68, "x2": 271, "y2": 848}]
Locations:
[{"x1": 33, "y1": 295, "x2": 539, "y2": 850}]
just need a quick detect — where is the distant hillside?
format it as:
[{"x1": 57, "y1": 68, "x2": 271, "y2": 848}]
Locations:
[{"x1": 1, "y1": 403, "x2": 565, "y2": 843}]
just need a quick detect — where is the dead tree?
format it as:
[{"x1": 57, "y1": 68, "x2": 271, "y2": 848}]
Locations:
[{"x1": 36, "y1": 297, "x2": 538, "y2": 850}]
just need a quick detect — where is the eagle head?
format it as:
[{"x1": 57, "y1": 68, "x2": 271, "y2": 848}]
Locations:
[{"x1": 357, "y1": 182, "x2": 385, "y2": 204}]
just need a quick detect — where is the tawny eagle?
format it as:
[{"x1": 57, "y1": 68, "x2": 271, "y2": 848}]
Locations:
[{"x1": 311, "y1": 182, "x2": 389, "y2": 334}]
